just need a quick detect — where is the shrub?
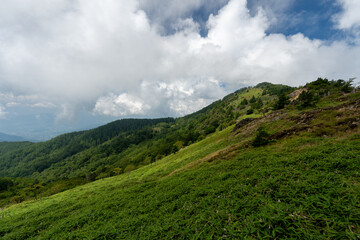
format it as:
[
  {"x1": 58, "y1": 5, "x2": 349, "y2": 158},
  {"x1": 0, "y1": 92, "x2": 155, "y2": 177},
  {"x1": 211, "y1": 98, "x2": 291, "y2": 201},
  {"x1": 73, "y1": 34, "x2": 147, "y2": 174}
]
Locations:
[
  {"x1": 274, "y1": 93, "x2": 289, "y2": 110},
  {"x1": 204, "y1": 126, "x2": 216, "y2": 134},
  {"x1": 249, "y1": 95, "x2": 256, "y2": 103},
  {"x1": 246, "y1": 108, "x2": 254, "y2": 115},
  {"x1": 0, "y1": 178, "x2": 13, "y2": 191},
  {"x1": 253, "y1": 98, "x2": 263, "y2": 109},
  {"x1": 297, "y1": 91, "x2": 317, "y2": 109},
  {"x1": 240, "y1": 98, "x2": 248, "y2": 105},
  {"x1": 252, "y1": 127, "x2": 270, "y2": 147}
]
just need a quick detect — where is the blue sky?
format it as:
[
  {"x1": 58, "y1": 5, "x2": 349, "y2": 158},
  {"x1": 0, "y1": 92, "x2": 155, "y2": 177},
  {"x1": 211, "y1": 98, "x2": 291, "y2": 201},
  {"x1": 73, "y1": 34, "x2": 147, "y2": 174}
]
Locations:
[
  {"x1": 0, "y1": 0, "x2": 359, "y2": 140},
  {"x1": 248, "y1": 0, "x2": 344, "y2": 40},
  {"x1": 152, "y1": 0, "x2": 345, "y2": 40}
]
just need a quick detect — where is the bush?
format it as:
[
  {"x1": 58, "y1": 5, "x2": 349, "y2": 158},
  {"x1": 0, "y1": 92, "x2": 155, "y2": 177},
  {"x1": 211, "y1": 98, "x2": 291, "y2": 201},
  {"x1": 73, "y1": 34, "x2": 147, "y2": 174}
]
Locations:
[
  {"x1": 0, "y1": 178, "x2": 13, "y2": 191},
  {"x1": 171, "y1": 144, "x2": 179, "y2": 153},
  {"x1": 297, "y1": 91, "x2": 317, "y2": 109},
  {"x1": 252, "y1": 127, "x2": 270, "y2": 147},
  {"x1": 240, "y1": 98, "x2": 248, "y2": 105},
  {"x1": 253, "y1": 98, "x2": 263, "y2": 109},
  {"x1": 274, "y1": 93, "x2": 289, "y2": 110},
  {"x1": 249, "y1": 95, "x2": 256, "y2": 103},
  {"x1": 204, "y1": 126, "x2": 216, "y2": 134},
  {"x1": 11, "y1": 195, "x2": 25, "y2": 203}
]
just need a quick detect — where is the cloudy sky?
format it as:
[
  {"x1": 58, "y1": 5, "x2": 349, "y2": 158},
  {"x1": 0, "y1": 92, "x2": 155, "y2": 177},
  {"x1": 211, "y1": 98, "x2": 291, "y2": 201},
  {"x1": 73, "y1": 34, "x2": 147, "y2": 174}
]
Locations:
[{"x1": 0, "y1": 0, "x2": 359, "y2": 140}]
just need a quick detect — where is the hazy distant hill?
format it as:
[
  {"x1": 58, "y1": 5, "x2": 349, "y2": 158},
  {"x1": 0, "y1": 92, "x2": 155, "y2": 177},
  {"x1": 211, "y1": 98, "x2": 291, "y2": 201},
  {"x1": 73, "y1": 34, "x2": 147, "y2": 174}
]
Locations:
[{"x1": 0, "y1": 132, "x2": 27, "y2": 142}]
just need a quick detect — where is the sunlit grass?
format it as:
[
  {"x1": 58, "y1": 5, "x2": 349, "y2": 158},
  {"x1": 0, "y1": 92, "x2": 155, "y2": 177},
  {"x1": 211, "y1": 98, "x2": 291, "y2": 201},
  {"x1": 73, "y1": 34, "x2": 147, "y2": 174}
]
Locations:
[
  {"x1": 1, "y1": 86, "x2": 360, "y2": 239},
  {"x1": 1, "y1": 121, "x2": 360, "y2": 239}
]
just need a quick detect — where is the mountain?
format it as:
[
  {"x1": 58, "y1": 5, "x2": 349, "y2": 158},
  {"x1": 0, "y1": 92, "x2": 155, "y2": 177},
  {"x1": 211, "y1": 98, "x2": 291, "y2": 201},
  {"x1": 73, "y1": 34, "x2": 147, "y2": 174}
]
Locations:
[
  {"x1": 0, "y1": 132, "x2": 27, "y2": 142},
  {"x1": 0, "y1": 118, "x2": 175, "y2": 178},
  {"x1": 1, "y1": 78, "x2": 360, "y2": 239}
]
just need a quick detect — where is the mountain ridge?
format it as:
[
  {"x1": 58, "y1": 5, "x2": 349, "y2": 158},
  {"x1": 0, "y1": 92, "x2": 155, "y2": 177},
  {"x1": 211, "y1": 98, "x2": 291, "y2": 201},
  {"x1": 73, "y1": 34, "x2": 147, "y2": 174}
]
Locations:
[
  {"x1": 0, "y1": 132, "x2": 28, "y2": 142},
  {"x1": 1, "y1": 78, "x2": 360, "y2": 238}
]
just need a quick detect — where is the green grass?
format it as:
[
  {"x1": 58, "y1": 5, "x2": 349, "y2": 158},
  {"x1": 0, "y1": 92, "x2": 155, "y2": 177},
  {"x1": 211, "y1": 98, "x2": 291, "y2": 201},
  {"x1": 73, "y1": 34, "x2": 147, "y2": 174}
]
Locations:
[
  {"x1": 237, "y1": 113, "x2": 263, "y2": 121},
  {"x1": 1, "y1": 84, "x2": 360, "y2": 239},
  {"x1": 1, "y1": 122, "x2": 360, "y2": 239},
  {"x1": 232, "y1": 88, "x2": 263, "y2": 107}
]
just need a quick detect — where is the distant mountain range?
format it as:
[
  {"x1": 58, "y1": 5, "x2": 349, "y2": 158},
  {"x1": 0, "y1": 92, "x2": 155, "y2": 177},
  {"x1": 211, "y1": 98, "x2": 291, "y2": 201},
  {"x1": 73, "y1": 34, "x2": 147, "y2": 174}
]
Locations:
[{"x1": 0, "y1": 132, "x2": 28, "y2": 142}]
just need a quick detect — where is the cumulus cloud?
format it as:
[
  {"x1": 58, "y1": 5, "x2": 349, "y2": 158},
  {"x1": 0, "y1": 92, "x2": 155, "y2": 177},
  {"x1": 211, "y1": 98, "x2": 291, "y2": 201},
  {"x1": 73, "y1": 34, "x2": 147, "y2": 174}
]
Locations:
[
  {"x1": 138, "y1": 0, "x2": 229, "y2": 34},
  {"x1": 0, "y1": 0, "x2": 359, "y2": 120},
  {"x1": 335, "y1": 0, "x2": 360, "y2": 29},
  {"x1": 93, "y1": 78, "x2": 227, "y2": 117},
  {"x1": 140, "y1": 78, "x2": 227, "y2": 116},
  {"x1": 94, "y1": 93, "x2": 150, "y2": 117},
  {"x1": 247, "y1": 0, "x2": 295, "y2": 27}
]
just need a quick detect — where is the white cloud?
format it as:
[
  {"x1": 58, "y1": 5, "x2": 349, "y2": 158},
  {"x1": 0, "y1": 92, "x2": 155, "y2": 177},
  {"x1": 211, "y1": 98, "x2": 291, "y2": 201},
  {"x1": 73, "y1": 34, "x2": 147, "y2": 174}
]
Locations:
[
  {"x1": 335, "y1": 0, "x2": 360, "y2": 29},
  {"x1": 94, "y1": 93, "x2": 150, "y2": 117},
  {"x1": 0, "y1": 92, "x2": 55, "y2": 108},
  {"x1": 0, "y1": 105, "x2": 6, "y2": 118},
  {"x1": 30, "y1": 102, "x2": 57, "y2": 108},
  {"x1": 247, "y1": 0, "x2": 295, "y2": 27},
  {"x1": 144, "y1": 78, "x2": 227, "y2": 116},
  {"x1": 138, "y1": 0, "x2": 229, "y2": 34},
  {"x1": 55, "y1": 104, "x2": 77, "y2": 123},
  {"x1": 93, "y1": 78, "x2": 227, "y2": 117},
  {"x1": 5, "y1": 102, "x2": 20, "y2": 107},
  {"x1": 0, "y1": 0, "x2": 359, "y2": 123}
]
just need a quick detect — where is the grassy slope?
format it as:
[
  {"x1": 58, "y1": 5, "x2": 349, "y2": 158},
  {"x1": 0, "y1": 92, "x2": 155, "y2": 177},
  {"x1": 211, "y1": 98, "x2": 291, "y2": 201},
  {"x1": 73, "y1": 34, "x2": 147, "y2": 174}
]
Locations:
[
  {"x1": 0, "y1": 87, "x2": 272, "y2": 208},
  {"x1": 0, "y1": 87, "x2": 263, "y2": 182},
  {"x1": 1, "y1": 93, "x2": 360, "y2": 239}
]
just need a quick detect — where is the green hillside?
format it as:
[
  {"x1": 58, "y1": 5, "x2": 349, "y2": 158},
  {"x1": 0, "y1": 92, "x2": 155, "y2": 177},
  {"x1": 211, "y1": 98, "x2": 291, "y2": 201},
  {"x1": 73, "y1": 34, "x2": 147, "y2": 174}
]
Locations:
[
  {"x1": 0, "y1": 82, "x2": 288, "y2": 206},
  {"x1": 0, "y1": 118, "x2": 175, "y2": 178},
  {"x1": 1, "y1": 78, "x2": 360, "y2": 239}
]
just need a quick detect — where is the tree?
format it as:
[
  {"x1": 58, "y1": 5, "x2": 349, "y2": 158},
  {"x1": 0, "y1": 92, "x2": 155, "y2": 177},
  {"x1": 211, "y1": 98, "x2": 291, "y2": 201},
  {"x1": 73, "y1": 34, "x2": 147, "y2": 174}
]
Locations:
[
  {"x1": 171, "y1": 144, "x2": 179, "y2": 153},
  {"x1": 252, "y1": 127, "x2": 270, "y2": 147},
  {"x1": 0, "y1": 178, "x2": 13, "y2": 191},
  {"x1": 253, "y1": 98, "x2": 263, "y2": 109},
  {"x1": 274, "y1": 93, "x2": 289, "y2": 110},
  {"x1": 204, "y1": 125, "x2": 216, "y2": 134},
  {"x1": 246, "y1": 108, "x2": 254, "y2": 115},
  {"x1": 298, "y1": 91, "x2": 316, "y2": 109},
  {"x1": 341, "y1": 79, "x2": 354, "y2": 93},
  {"x1": 249, "y1": 95, "x2": 256, "y2": 103},
  {"x1": 25, "y1": 184, "x2": 44, "y2": 200},
  {"x1": 241, "y1": 98, "x2": 248, "y2": 105}
]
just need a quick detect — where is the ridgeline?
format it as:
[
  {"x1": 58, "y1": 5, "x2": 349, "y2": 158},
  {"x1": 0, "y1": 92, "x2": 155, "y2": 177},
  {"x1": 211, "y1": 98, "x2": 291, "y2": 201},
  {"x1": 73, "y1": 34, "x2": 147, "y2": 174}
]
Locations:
[{"x1": 1, "y1": 78, "x2": 360, "y2": 239}]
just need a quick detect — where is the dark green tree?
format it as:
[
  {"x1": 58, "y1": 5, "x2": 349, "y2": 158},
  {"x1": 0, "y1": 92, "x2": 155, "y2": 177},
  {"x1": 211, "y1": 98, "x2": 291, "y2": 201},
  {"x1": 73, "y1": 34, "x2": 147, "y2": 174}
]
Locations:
[
  {"x1": 274, "y1": 93, "x2": 289, "y2": 110},
  {"x1": 249, "y1": 95, "x2": 256, "y2": 103},
  {"x1": 171, "y1": 144, "x2": 179, "y2": 154},
  {"x1": 252, "y1": 127, "x2": 270, "y2": 147},
  {"x1": 298, "y1": 91, "x2": 316, "y2": 109},
  {"x1": 341, "y1": 79, "x2": 354, "y2": 93},
  {"x1": 241, "y1": 98, "x2": 248, "y2": 105},
  {"x1": 0, "y1": 178, "x2": 13, "y2": 191},
  {"x1": 246, "y1": 108, "x2": 254, "y2": 115},
  {"x1": 253, "y1": 98, "x2": 263, "y2": 109}
]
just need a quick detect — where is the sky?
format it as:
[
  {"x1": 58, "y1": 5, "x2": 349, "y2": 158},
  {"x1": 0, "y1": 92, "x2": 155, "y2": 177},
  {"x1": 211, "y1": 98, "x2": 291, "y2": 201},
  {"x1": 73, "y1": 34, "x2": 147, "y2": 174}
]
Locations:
[{"x1": 0, "y1": 0, "x2": 360, "y2": 140}]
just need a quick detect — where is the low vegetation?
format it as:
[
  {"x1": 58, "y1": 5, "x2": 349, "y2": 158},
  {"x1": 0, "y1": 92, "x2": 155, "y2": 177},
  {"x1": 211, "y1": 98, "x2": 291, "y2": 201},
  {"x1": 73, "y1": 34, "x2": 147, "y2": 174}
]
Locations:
[{"x1": 0, "y1": 78, "x2": 359, "y2": 238}]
